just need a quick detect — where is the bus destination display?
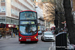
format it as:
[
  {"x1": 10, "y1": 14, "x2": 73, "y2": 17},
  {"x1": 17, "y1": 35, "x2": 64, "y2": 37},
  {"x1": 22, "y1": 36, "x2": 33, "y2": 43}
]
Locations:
[{"x1": 20, "y1": 21, "x2": 35, "y2": 24}]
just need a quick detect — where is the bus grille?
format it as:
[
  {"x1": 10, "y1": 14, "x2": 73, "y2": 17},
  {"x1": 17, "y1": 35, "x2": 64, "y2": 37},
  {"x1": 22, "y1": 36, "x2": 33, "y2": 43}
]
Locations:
[{"x1": 25, "y1": 37, "x2": 31, "y2": 38}]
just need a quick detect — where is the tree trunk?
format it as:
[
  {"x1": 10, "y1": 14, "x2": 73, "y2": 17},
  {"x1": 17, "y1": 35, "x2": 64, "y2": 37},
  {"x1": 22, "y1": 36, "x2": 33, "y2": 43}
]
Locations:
[{"x1": 63, "y1": 0, "x2": 75, "y2": 44}]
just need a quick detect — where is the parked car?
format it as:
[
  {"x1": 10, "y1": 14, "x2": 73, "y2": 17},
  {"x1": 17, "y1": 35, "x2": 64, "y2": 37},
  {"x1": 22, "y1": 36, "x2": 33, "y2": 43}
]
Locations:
[
  {"x1": 38, "y1": 31, "x2": 42, "y2": 35},
  {"x1": 41, "y1": 31, "x2": 55, "y2": 41}
]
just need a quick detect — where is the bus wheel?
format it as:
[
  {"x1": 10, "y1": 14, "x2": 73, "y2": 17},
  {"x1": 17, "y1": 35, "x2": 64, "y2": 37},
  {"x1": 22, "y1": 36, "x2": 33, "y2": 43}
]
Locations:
[
  {"x1": 20, "y1": 41, "x2": 22, "y2": 43},
  {"x1": 35, "y1": 41, "x2": 38, "y2": 43}
]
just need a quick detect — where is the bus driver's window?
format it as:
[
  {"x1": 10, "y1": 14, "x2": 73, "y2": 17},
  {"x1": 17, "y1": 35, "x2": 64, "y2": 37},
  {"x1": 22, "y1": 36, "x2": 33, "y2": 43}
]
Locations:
[
  {"x1": 31, "y1": 13, "x2": 32, "y2": 16},
  {"x1": 26, "y1": 27, "x2": 28, "y2": 33},
  {"x1": 30, "y1": 27, "x2": 33, "y2": 32}
]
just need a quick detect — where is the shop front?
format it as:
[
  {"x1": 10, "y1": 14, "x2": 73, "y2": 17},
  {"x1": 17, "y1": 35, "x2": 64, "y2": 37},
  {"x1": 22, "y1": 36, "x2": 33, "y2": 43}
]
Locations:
[
  {"x1": 0, "y1": 17, "x2": 19, "y2": 36},
  {"x1": 6, "y1": 24, "x2": 18, "y2": 35},
  {"x1": 0, "y1": 23, "x2": 6, "y2": 37}
]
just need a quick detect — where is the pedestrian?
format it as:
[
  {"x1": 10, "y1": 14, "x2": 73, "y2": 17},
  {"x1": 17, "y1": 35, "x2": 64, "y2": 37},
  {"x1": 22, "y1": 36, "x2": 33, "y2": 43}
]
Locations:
[
  {"x1": 0, "y1": 30, "x2": 2, "y2": 39},
  {"x1": 13, "y1": 33, "x2": 15, "y2": 37},
  {"x1": 1, "y1": 30, "x2": 5, "y2": 38},
  {"x1": 11, "y1": 31, "x2": 13, "y2": 37}
]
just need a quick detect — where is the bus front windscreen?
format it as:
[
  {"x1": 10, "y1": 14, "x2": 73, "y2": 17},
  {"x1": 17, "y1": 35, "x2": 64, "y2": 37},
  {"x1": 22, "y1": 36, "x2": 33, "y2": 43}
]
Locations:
[
  {"x1": 20, "y1": 25, "x2": 37, "y2": 36},
  {"x1": 20, "y1": 11, "x2": 36, "y2": 20}
]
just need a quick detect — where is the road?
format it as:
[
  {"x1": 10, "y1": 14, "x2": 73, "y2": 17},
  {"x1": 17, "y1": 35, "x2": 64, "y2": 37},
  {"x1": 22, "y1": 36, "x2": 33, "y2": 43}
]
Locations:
[{"x1": 0, "y1": 35, "x2": 55, "y2": 50}]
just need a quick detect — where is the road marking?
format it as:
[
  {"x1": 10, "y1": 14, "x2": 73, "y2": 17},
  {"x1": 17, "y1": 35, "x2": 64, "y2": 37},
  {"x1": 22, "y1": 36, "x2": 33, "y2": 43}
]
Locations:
[
  {"x1": 49, "y1": 42, "x2": 54, "y2": 50},
  {"x1": 49, "y1": 47, "x2": 51, "y2": 50},
  {"x1": 30, "y1": 45, "x2": 37, "y2": 48},
  {"x1": 52, "y1": 42, "x2": 53, "y2": 46}
]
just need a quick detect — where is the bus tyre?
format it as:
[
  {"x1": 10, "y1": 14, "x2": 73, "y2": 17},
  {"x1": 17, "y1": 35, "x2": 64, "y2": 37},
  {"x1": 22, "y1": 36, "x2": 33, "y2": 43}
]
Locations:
[
  {"x1": 35, "y1": 41, "x2": 38, "y2": 43},
  {"x1": 20, "y1": 41, "x2": 22, "y2": 43}
]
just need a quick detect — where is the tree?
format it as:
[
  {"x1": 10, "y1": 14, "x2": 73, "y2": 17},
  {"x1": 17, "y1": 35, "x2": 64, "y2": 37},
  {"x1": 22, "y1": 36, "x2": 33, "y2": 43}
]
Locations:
[
  {"x1": 43, "y1": 3, "x2": 55, "y2": 22},
  {"x1": 63, "y1": 0, "x2": 75, "y2": 44},
  {"x1": 55, "y1": 0, "x2": 65, "y2": 29}
]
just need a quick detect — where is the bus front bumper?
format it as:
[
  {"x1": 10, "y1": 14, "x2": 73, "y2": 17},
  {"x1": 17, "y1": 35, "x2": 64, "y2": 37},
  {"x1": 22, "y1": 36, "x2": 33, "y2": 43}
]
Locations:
[{"x1": 19, "y1": 37, "x2": 38, "y2": 42}]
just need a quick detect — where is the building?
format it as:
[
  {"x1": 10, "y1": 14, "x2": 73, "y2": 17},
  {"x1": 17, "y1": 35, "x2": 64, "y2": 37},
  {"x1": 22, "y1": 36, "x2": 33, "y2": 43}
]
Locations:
[
  {"x1": 34, "y1": 0, "x2": 55, "y2": 30},
  {"x1": 34, "y1": 0, "x2": 46, "y2": 31},
  {"x1": 43, "y1": 3, "x2": 55, "y2": 29},
  {"x1": 72, "y1": 0, "x2": 75, "y2": 24},
  {"x1": 33, "y1": 0, "x2": 46, "y2": 31},
  {"x1": 36, "y1": 6, "x2": 45, "y2": 31},
  {"x1": 0, "y1": 0, "x2": 35, "y2": 35}
]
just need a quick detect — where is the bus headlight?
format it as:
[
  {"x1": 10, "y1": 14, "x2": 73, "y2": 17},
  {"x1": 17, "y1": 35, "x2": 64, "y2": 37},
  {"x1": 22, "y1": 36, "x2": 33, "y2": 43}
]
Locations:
[
  {"x1": 34, "y1": 36, "x2": 38, "y2": 39},
  {"x1": 19, "y1": 37, "x2": 22, "y2": 40}
]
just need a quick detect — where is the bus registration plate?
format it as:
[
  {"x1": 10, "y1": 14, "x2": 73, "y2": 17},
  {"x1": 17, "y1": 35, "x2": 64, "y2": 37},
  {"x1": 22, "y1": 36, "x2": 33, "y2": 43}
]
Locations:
[{"x1": 26, "y1": 39, "x2": 31, "y2": 41}]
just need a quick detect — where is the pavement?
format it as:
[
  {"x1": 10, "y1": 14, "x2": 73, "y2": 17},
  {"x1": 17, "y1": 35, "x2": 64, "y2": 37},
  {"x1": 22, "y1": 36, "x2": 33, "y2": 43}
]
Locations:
[
  {"x1": 0, "y1": 35, "x2": 18, "y2": 41},
  {"x1": 0, "y1": 35, "x2": 55, "y2": 50}
]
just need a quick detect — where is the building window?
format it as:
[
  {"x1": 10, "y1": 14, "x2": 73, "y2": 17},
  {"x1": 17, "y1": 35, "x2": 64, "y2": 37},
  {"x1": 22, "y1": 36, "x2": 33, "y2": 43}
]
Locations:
[
  {"x1": 11, "y1": 9, "x2": 14, "y2": 14},
  {"x1": 1, "y1": 6, "x2": 6, "y2": 12},
  {"x1": 13, "y1": 20, "x2": 19, "y2": 25},
  {"x1": 6, "y1": 17, "x2": 19, "y2": 25},
  {"x1": 11, "y1": 19, "x2": 14, "y2": 24},
  {"x1": 11, "y1": 9, "x2": 19, "y2": 16},
  {"x1": 1, "y1": 0, "x2": 5, "y2": 2},
  {"x1": 6, "y1": 18, "x2": 11, "y2": 24},
  {"x1": 0, "y1": 17, "x2": 5, "y2": 24},
  {"x1": 0, "y1": 6, "x2": 6, "y2": 12}
]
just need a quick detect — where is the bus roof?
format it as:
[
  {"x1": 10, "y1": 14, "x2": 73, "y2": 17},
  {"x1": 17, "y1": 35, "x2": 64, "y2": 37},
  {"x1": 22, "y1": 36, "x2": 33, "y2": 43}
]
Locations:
[{"x1": 20, "y1": 10, "x2": 36, "y2": 13}]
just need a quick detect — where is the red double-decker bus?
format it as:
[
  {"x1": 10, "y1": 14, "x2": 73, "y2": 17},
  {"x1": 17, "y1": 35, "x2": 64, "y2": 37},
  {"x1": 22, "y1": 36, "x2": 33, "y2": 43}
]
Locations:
[{"x1": 19, "y1": 10, "x2": 38, "y2": 43}]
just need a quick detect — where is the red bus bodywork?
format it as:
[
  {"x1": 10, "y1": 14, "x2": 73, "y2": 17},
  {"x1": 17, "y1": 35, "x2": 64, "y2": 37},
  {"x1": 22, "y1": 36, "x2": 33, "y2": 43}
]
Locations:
[
  {"x1": 19, "y1": 10, "x2": 38, "y2": 42},
  {"x1": 51, "y1": 27, "x2": 55, "y2": 30},
  {"x1": 19, "y1": 30, "x2": 38, "y2": 42},
  {"x1": 21, "y1": 10, "x2": 36, "y2": 13}
]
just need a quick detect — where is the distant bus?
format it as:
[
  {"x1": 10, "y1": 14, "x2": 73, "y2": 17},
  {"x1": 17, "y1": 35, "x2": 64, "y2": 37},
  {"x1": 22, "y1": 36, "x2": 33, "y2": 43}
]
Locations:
[
  {"x1": 19, "y1": 10, "x2": 38, "y2": 43},
  {"x1": 51, "y1": 27, "x2": 55, "y2": 30}
]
